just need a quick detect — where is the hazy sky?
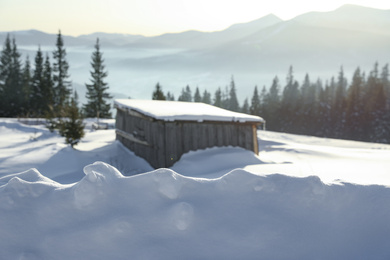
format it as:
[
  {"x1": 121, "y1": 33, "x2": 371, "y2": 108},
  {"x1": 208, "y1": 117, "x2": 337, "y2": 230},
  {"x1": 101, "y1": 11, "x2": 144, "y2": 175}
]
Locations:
[{"x1": 1, "y1": 0, "x2": 389, "y2": 36}]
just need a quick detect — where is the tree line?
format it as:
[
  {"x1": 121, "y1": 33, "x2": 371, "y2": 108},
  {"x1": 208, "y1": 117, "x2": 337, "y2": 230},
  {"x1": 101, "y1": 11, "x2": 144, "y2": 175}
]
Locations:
[
  {"x1": 152, "y1": 64, "x2": 390, "y2": 144},
  {"x1": 0, "y1": 32, "x2": 112, "y2": 146}
]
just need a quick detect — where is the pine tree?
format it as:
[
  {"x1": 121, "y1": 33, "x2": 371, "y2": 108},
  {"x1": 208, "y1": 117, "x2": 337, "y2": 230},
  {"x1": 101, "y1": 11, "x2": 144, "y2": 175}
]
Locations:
[
  {"x1": 42, "y1": 53, "x2": 54, "y2": 115},
  {"x1": 11, "y1": 38, "x2": 23, "y2": 116},
  {"x1": 213, "y1": 87, "x2": 222, "y2": 107},
  {"x1": 31, "y1": 47, "x2": 45, "y2": 116},
  {"x1": 193, "y1": 87, "x2": 201, "y2": 102},
  {"x1": 84, "y1": 38, "x2": 112, "y2": 118},
  {"x1": 241, "y1": 98, "x2": 249, "y2": 114},
  {"x1": 259, "y1": 86, "x2": 266, "y2": 116},
  {"x1": 221, "y1": 86, "x2": 230, "y2": 109},
  {"x1": 345, "y1": 67, "x2": 364, "y2": 140},
  {"x1": 298, "y1": 73, "x2": 316, "y2": 134},
  {"x1": 202, "y1": 89, "x2": 212, "y2": 104},
  {"x1": 365, "y1": 62, "x2": 388, "y2": 143},
  {"x1": 381, "y1": 63, "x2": 390, "y2": 111},
  {"x1": 58, "y1": 92, "x2": 85, "y2": 147},
  {"x1": 332, "y1": 66, "x2": 348, "y2": 138},
  {"x1": 0, "y1": 34, "x2": 12, "y2": 116},
  {"x1": 228, "y1": 76, "x2": 239, "y2": 112},
  {"x1": 152, "y1": 82, "x2": 166, "y2": 100},
  {"x1": 53, "y1": 30, "x2": 71, "y2": 113},
  {"x1": 166, "y1": 91, "x2": 175, "y2": 101},
  {"x1": 21, "y1": 56, "x2": 32, "y2": 116},
  {"x1": 250, "y1": 86, "x2": 261, "y2": 116},
  {"x1": 178, "y1": 85, "x2": 192, "y2": 101},
  {"x1": 0, "y1": 36, "x2": 23, "y2": 116},
  {"x1": 280, "y1": 67, "x2": 300, "y2": 133},
  {"x1": 186, "y1": 85, "x2": 192, "y2": 101},
  {"x1": 264, "y1": 76, "x2": 281, "y2": 130},
  {"x1": 318, "y1": 78, "x2": 335, "y2": 137}
]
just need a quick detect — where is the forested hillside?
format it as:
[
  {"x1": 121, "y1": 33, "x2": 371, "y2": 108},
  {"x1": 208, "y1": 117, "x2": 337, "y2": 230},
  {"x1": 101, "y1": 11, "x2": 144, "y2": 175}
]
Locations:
[{"x1": 153, "y1": 63, "x2": 390, "y2": 144}]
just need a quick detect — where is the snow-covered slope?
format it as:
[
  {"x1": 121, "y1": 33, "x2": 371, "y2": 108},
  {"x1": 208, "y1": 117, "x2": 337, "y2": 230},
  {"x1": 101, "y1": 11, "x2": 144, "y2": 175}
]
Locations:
[
  {"x1": 1, "y1": 118, "x2": 390, "y2": 259},
  {"x1": 0, "y1": 119, "x2": 153, "y2": 184}
]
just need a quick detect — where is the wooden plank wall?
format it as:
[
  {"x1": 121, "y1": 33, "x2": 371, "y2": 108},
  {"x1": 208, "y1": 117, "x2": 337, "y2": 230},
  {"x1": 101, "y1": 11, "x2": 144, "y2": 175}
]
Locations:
[
  {"x1": 164, "y1": 121, "x2": 256, "y2": 167},
  {"x1": 116, "y1": 108, "x2": 166, "y2": 169},
  {"x1": 116, "y1": 108, "x2": 259, "y2": 169}
]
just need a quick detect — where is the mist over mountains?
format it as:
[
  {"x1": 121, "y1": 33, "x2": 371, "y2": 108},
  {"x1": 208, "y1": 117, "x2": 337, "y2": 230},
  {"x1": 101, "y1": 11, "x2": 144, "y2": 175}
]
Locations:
[{"x1": 1, "y1": 4, "x2": 389, "y2": 103}]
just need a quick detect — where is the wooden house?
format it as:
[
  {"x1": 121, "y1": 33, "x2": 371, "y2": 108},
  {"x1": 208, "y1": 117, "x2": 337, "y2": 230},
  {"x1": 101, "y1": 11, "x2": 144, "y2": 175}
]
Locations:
[{"x1": 114, "y1": 99, "x2": 265, "y2": 168}]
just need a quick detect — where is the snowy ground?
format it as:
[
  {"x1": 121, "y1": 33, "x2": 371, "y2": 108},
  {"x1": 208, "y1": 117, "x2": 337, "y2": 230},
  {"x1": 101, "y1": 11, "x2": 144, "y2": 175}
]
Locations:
[{"x1": 1, "y1": 118, "x2": 390, "y2": 259}]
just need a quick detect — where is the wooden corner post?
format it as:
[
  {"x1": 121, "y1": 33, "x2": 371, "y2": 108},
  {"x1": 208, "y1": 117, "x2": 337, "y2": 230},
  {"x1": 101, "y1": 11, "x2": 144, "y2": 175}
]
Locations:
[{"x1": 252, "y1": 124, "x2": 259, "y2": 154}]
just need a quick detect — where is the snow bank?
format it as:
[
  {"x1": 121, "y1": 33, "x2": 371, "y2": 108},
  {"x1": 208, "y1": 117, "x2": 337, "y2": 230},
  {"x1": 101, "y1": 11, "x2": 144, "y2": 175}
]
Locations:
[
  {"x1": 114, "y1": 99, "x2": 264, "y2": 123},
  {"x1": 1, "y1": 162, "x2": 390, "y2": 259},
  {"x1": 171, "y1": 146, "x2": 264, "y2": 178},
  {"x1": 255, "y1": 130, "x2": 390, "y2": 186},
  {"x1": 0, "y1": 119, "x2": 153, "y2": 184}
]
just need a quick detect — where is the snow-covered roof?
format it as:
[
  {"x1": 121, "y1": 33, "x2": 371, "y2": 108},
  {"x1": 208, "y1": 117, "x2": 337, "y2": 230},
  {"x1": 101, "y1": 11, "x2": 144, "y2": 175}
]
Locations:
[{"x1": 114, "y1": 99, "x2": 264, "y2": 123}]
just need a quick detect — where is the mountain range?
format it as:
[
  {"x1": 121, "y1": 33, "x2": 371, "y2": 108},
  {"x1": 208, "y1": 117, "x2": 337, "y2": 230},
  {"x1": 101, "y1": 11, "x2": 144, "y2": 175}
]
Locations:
[{"x1": 1, "y1": 4, "x2": 389, "y2": 103}]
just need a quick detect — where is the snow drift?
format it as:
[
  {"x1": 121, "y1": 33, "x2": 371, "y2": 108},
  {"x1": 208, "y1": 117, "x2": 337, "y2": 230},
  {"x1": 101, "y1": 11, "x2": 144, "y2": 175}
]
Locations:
[{"x1": 1, "y1": 161, "x2": 390, "y2": 259}]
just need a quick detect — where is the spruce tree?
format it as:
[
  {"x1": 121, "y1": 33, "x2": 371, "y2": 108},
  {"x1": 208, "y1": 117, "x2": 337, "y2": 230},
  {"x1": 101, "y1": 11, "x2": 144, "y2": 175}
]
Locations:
[
  {"x1": 152, "y1": 82, "x2": 166, "y2": 100},
  {"x1": 381, "y1": 64, "x2": 390, "y2": 111},
  {"x1": 221, "y1": 86, "x2": 230, "y2": 109},
  {"x1": 298, "y1": 73, "x2": 316, "y2": 134},
  {"x1": 280, "y1": 67, "x2": 300, "y2": 132},
  {"x1": 365, "y1": 63, "x2": 388, "y2": 142},
  {"x1": 0, "y1": 34, "x2": 12, "y2": 116},
  {"x1": 213, "y1": 87, "x2": 222, "y2": 107},
  {"x1": 264, "y1": 76, "x2": 281, "y2": 130},
  {"x1": 166, "y1": 91, "x2": 175, "y2": 101},
  {"x1": 194, "y1": 87, "x2": 201, "y2": 102},
  {"x1": 84, "y1": 38, "x2": 112, "y2": 118},
  {"x1": 202, "y1": 89, "x2": 212, "y2": 104},
  {"x1": 241, "y1": 98, "x2": 249, "y2": 114},
  {"x1": 345, "y1": 67, "x2": 364, "y2": 140},
  {"x1": 31, "y1": 47, "x2": 45, "y2": 116},
  {"x1": 332, "y1": 66, "x2": 348, "y2": 138},
  {"x1": 228, "y1": 76, "x2": 239, "y2": 112},
  {"x1": 42, "y1": 54, "x2": 54, "y2": 115},
  {"x1": 250, "y1": 85, "x2": 261, "y2": 116},
  {"x1": 259, "y1": 86, "x2": 266, "y2": 116},
  {"x1": 53, "y1": 30, "x2": 71, "y2": 113},
  {"x1": 21, "y1": 56, "x2": 32, "y2": 116},
  {"x1": 58, "y1": 91, "x2": 85, "y2": 147},
  {"x1": 178, "y1": 85, "x2": 192, "y2": 101},
  {"x1": 0, "y1": 36, "x2": 23, "y2": 117},
  {"x1": 11, "y1": 38, "x2": 23, "y2": 116}
]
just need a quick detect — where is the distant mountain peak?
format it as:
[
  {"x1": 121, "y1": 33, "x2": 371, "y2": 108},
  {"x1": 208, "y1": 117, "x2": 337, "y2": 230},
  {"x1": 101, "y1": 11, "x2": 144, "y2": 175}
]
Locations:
[
  {"x1": 226, "y1": 14, "x2": 282, "y2": 30},
  {"x1": 336, "y1": 3, "x2": 381, "y2": 11}
]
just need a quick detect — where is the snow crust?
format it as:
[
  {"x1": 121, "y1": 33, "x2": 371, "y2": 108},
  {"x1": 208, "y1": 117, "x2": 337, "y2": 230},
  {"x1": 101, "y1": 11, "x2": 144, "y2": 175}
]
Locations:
[
  {"x1": 1, "y1": 118, "x2": 390, "y2": 259},
  {"x1": 114, "y1": 99, "x2": 264, "y2": 123}
]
